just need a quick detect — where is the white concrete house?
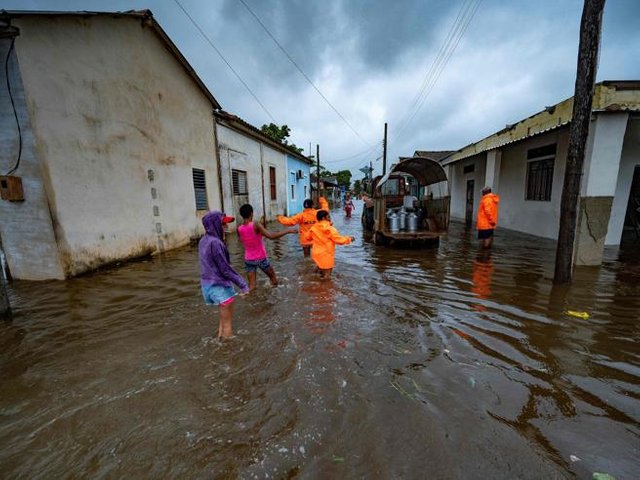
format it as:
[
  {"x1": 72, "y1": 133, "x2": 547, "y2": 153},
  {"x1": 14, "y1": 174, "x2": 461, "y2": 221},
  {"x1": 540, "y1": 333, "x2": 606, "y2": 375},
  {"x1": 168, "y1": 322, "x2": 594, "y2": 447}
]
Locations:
[
  {"x1": 441, "y1": 81, "x2": 640, "y2": 265},
  {"x1": 0, "y1": 11, "x2": 224, "y2": 280},
  {"x1": 214, "y1": 111, "x2": 308, "y2": 229}
]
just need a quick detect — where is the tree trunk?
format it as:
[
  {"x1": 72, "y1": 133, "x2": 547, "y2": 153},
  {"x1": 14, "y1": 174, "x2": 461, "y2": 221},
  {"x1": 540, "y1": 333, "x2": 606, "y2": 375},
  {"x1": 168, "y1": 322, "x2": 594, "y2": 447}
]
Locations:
[{"x1": 554, "y1": 0, "x2": 606, "y2": 285}]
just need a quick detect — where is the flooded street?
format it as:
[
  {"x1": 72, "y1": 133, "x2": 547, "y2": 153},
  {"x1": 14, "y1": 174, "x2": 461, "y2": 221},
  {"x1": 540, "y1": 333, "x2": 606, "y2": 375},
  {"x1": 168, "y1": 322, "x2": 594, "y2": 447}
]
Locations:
[{"x1": 1, "y1": 202, "x2": 639, "y2": 479}]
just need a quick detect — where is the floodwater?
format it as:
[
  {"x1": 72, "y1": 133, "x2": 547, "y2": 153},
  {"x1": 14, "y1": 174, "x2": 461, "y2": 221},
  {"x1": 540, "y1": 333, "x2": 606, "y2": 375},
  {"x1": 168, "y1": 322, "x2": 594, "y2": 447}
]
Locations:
[{"x1": 1, "y1": 202, "x2": 639, "y2": 479}]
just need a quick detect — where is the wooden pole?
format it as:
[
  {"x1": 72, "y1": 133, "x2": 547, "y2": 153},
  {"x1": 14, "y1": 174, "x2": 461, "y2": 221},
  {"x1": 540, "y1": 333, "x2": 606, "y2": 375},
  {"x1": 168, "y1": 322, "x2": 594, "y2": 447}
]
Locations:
[
  {"x1": 316, "y1": 144, "x2": 320, "y2": 207},
  {"x1": 382, "y1": 122, "x2": 388, "y2": 175},
  {"x1": 554, "y1": 0, "x2": 606, "y2": 285},
  {"x1": 0, "y1": 258, "x2": 10, "y2": 319}
]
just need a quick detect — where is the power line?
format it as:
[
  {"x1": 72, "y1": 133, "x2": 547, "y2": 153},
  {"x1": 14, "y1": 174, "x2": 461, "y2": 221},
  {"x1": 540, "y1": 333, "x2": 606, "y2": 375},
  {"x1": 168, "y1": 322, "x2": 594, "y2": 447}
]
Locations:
[
  {"x1": 173, "y1": 0, "x2": 277, "y2": 122},
  {"x1": 390, "y1": 0, "x2": 482, "y2": 150},
  {"x1": 237, "y1": 0, "x2": 372, "y2": 148}
]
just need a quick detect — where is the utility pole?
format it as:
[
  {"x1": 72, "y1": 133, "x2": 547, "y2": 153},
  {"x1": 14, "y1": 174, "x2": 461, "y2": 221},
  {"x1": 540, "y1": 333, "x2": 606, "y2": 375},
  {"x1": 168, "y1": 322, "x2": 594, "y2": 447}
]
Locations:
[
  {"x1": 316, "y1": 144, "x2": 321, "y2": 207},
  {"x1": 382, "y1": 122, "x2": 388, "y2": 175},
  {"x1": 0, "y1": 243, "x2": 10, "y2": 318},
  {"x1": 554, "y1": 0, "x2": 606, "y2": 285}
]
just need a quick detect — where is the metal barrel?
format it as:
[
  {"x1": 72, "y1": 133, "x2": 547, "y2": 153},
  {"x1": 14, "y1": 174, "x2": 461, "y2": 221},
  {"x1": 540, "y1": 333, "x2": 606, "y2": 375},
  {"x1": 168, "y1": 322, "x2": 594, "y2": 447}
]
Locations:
[
  {"x1": 389, "y1": 213, "x2": 400, "y2": 233},
  {"x1": 407, "y1": 213, "x2": 418, "y2": 232}
]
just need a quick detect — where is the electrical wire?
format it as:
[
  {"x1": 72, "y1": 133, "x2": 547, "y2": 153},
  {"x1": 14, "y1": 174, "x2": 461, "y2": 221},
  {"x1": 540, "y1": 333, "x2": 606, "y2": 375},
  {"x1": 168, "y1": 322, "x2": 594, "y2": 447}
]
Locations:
[
  {"x1": 389, "y1": 0, "x2": 482, "y2": 152},
  {"x1": 173, "y1": 0, "x2": 277, "y2": 122},
  {"x1": 237, "y1": 0, "x2": 372, "y2": 148},
  {"x1": 5, "y1": 38, "x2": 22, "y2": 176}
]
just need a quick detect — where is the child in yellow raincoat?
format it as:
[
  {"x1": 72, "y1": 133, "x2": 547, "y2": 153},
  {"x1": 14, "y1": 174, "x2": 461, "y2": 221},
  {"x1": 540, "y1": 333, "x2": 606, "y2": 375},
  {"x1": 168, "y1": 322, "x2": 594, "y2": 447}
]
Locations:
[{"x1": 304, "y1": 210, "x2": 354, "y2": 278}]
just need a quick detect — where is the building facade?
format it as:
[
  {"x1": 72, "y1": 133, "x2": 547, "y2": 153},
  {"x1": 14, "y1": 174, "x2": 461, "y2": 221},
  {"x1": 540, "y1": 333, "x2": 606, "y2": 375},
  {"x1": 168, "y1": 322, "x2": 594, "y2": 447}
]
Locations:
[
  {"x1": 285, "y1": 153, "x2": 312, "y2": 215},
  {"x1": 0, "y1": 11, "x2": 224, "y2": 280},
  {"x1": 442, "y1": 81, "x2": 640, "y2": 265}
]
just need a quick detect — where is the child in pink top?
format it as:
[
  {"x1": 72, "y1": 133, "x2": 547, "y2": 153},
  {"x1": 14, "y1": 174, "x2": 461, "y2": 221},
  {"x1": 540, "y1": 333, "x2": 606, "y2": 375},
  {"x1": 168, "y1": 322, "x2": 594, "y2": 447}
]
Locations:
[{"x1": 237, "y1": 204, "x2": 296, "y2": 290}]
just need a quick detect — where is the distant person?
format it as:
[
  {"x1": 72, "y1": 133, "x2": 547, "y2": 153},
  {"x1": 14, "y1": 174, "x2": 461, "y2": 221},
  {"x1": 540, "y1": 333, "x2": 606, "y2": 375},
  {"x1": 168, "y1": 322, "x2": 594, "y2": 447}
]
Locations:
[
  {"x1": 277, "y1": 199, "x2": 318, "y2": 257},
  {"x1": 477, "y1": 186, "x2": 500, "y2": 249},
  {"x1": 198, "y1": 211, "x2": 249, "y2": 338},
  {"x1": 304, "y1": 210, "x2": 354, "y2": 279},
  {"x1": 238, "y1": 204, "x2": 296, "y2": 290},
  {"x1": 319, "y1": 196, "x2": 329, "y2": 211},
  {"x1": 362, "y1": 193, "x2": 375, "y2": 230},
  {"x1": 344, "y1": 195, "x2": 355, "y2": 218}
]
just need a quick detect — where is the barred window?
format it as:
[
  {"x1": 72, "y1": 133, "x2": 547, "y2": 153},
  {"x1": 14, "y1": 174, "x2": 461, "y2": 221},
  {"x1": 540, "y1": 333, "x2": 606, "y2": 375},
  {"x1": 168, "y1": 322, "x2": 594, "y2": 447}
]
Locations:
[
  {"x1": 192, "y1": 168, "x2": 208, "y2": 210},
  {"x1": 526, "y1": 144, "x2": 556, "y2": 201},
  {"x1": 232, "y1": 169, "x2": 248, "y2": 195}
]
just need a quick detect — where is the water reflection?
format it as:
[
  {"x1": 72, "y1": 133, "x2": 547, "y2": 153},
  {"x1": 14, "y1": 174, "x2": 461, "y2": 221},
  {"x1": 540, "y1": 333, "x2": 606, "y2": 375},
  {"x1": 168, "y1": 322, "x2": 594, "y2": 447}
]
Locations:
[{"x1": 1, "y1": 206, "x2": 639, "y2": 478}]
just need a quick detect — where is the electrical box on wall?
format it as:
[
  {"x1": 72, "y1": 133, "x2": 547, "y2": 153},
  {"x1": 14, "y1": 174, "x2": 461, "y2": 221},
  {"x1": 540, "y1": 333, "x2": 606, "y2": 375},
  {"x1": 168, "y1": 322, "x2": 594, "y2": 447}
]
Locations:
[{"x1": 0, "y1": 176, "x2": 24, "y2": 202}]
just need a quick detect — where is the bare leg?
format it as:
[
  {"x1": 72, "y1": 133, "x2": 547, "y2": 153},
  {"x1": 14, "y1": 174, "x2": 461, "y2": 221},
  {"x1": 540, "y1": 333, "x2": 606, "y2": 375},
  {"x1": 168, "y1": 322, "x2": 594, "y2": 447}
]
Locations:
[
  {"x1": 320, "y1": 268, "x2": 332, "y2": 279},
  {"x1": 482, "y1": 237, "x2": 493, "y2": 249},
  {"x1": 218, "y1": 301, "x2": 234, "y2": 338},
  {"x1": 302, "y1": 246, "x2": 311, "y2": 257},
  {"x1": 264, "y1": 266, "x2": 278, "y2": 287},
  {"x1": 247, "y1": 272, "x2": 257, "y2": 291}
]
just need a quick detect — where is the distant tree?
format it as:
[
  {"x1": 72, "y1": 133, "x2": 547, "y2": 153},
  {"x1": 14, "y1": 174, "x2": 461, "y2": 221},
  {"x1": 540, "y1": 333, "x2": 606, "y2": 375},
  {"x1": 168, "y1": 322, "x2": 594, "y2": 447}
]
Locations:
[
  {"x1": 334, "y1": 169, "x2": 352, "y2": 189},
  {"x1": 260, "y1": 123, "x2": 303, "y2": 153},
  {"x1": 353, "y1": 179, "x2": 362, "y2": 195}
]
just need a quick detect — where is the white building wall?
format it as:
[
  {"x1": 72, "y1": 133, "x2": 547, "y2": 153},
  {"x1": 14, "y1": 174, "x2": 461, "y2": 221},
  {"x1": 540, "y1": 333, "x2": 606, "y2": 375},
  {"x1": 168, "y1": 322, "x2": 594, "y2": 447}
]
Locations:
[
  {"x1": 495, "y1": 130, "x2": 569, "y2": 239},
  {"x1": 262, "y1": 146, "x2": 288, "y2": 220},
  {"x1": 0, "y1": 38, "x2": 65, "y2": 280},
  {"x1": 448, "y1": 153, "x2": 486, "y2": 221},
  {"x1": 13, "y1": 16, "x2": 221, "y2": 277},
  {"x1": 216, "y1": 124, "x2": 265, "y2": 230},
  {"x1": 606, "y1": 117, "x2": 640, "y2": 244}
]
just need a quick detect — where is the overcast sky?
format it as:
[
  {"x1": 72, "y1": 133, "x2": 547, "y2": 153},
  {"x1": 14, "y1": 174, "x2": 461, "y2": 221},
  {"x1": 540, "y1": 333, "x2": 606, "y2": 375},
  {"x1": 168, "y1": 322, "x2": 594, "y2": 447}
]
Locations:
[{"x1": 7, "y1": 0, "x2": 640, "y2": 179}]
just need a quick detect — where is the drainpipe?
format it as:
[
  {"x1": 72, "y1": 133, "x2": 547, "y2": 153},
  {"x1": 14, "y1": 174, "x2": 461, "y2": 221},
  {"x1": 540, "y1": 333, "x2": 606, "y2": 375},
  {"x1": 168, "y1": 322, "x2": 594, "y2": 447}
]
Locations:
[{"x1": 212, "y1": 111, "x2": 224, "y2": 212}]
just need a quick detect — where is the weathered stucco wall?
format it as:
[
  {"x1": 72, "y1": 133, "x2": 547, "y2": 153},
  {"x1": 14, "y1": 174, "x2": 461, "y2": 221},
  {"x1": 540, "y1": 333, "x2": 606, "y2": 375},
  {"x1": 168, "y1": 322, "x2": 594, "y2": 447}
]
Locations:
[
  {"x1": 13, "y1": 16, "x2": 220, "y2": 277},
  {"x1": 448, "y1": 153, "x2": 486, "y2": 222},
  {"x1": 216, "y1": 123, "x2": 287, "y2": 227},
  {"x1": 217, "y1": 124, "x2": 267, "y2": 230},
  {"x1": 0, "y1": 37, "x2": 65, "y2": 280},
  {"x1": 496, "y1": 129, "x2": 569, "y2": 239},
  {"x1": 262, "y1": 146, "x2": 287, "y2": 220}
]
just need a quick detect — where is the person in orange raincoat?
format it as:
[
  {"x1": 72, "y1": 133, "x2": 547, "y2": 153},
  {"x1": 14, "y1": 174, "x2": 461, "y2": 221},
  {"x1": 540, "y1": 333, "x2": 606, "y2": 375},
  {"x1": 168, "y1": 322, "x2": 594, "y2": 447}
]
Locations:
[
  {"x1": 477, "y1": 186, "x2": 500, "y2": 249},
  {"x1": 318, "y1": 196, "x2": 329, "y2": 211},
  {"x1": 277, "y1": 199, "x2": 317, "y2": 257},
  {"x1": 304, "y1": 210, "x2": 354, "y2": 278}
]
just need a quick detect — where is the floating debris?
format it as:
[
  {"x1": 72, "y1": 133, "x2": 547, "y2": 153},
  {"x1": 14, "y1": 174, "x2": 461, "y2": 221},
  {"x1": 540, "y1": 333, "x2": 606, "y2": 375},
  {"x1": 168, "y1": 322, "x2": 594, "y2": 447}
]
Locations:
[
  {"x1": 332, "y1": 455, "x2": 345, "y2": 464},
  {"x1": 592, "y1": 473, "x2": 616, "y2": 480},
  {"x1": 569, "y1": 454, "x2": 581, "y2": 463},
  {"x1": 566, "y1": 310, "x2": 590, "y2": 319}
]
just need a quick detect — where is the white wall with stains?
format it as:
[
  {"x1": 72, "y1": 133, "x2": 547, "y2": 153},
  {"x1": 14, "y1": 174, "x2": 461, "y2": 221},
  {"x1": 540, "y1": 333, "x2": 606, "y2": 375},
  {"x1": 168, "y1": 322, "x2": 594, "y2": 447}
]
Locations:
[{"x1": 4, "y1": 15, "x2": 221, "y2": 278}]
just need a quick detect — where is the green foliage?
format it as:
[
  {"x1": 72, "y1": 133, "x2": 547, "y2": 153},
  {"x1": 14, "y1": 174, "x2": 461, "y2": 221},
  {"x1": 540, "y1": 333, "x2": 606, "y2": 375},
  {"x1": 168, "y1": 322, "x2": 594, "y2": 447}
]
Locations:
[
  {"x1": 334, "y1": 169, "x2": 352, "y2": 189},
  {"x1": 353, "y1": 179, "x2": 362, "y2": 195},
  {"x1": 260, "y1": 123, "x2": 303, "y2": 153}
]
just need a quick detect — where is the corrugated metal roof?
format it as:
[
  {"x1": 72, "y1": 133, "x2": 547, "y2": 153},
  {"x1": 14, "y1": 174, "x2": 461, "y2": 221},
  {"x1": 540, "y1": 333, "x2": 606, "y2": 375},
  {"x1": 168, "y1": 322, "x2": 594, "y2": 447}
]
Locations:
[
  {"x1": 2, "y1": 9, "x2": 222, "y2": 110},
  {"x1": 442, "y1": 81, "x2": 640, "y2": 165},
  {"x1": 414, "y1": 150, "x2": 455, "y2": 162}
]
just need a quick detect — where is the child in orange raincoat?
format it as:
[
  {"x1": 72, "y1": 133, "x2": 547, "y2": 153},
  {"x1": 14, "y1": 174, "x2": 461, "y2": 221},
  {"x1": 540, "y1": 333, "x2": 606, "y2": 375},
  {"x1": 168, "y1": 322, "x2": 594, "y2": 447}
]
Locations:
[
  {"x1": 304, "y1": 210, "x2": 354, "y2": 278},
  {"x1": 277, "y1": 199, "x2": 318, "y2": 257}
]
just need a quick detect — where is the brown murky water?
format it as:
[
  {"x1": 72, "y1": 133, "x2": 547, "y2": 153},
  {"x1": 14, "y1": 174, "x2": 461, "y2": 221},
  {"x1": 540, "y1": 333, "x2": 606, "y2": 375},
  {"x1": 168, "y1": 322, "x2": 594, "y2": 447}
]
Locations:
[{"x1": 1, "y1": 202, "x2": 639, "y2": 479}]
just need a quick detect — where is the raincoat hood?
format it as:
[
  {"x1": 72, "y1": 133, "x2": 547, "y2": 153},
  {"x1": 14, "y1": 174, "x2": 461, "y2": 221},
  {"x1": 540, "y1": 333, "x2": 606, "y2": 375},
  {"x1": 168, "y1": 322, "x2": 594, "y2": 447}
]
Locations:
[
  {"x1": 485, "y1": 193, "x2": 499, "y2": 205},
  {"x1": 202, "y1": 211, "x2": 224, "y2": 239}
]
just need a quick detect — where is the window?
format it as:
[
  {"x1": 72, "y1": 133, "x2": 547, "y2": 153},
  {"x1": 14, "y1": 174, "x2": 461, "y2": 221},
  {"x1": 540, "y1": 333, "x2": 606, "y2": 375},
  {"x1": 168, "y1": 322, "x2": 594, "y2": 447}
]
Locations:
[
  {"x1": 463, "y1": 164, "x2": 475, "y2": 174},
  {"x1": 382, "y1": 178, "x2": 400, "y2": 195},
  {"x1": 304, "y1": 185, "x2": 308, "y2": 199},
  {"x1": 232, "y1": 169, "x2": 248, "y2": 195},
  {"x1": 269, "y1": 166, "x2": 277, "y2": 200},
  {"x1": 291, "y1": 172, "x2": 296, "y2": 200},
  {"x1": 526, "y1": 144, "x2": 556, "y2": 201},
  {"x1": 192, "y1": 168, "x2": 208, "y2": 210}
]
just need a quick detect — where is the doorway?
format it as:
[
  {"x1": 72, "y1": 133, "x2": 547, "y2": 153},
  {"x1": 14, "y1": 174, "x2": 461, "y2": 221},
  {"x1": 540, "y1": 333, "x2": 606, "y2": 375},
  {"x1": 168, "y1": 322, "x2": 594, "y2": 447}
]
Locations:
[
  {"x1": 465, "y1": 179, "x2": 475, "y2": 227},
  {"x1": 622, "y1": 165, "x2": 640, "y2": 244}
]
